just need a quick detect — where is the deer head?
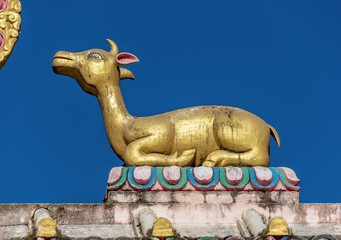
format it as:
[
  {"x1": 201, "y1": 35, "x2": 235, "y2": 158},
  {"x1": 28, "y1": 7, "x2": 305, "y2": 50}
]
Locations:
[{"x1": 52, "y1": 39, "x2": 139, "y2": 96}]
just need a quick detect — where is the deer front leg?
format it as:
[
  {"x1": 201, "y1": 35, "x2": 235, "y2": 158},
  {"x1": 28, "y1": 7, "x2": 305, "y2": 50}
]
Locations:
[
  {"x1": 123, "y1": 135, "x2": 195, "y2": 166},
  {"x1": 123, "y1": 116, "x2": 195, "y2": 166}
]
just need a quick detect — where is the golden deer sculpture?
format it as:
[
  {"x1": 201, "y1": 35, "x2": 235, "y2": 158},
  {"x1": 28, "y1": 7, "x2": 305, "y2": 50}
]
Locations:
[{"x1": 52, "y1": 40, "x2": 280, "y2": 167}]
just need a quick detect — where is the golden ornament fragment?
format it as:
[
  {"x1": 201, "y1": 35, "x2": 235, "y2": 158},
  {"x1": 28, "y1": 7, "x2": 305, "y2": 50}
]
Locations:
[
  {"x1": 36, "y1": 217, "x2": 57, "y2": 238},
  {"x1": 267, "y1": 216, "x2": 292, "y2": 236},
  {"x1": 152, "y1": 217, "x2": 174, "y2": 238},
  {"x1": 0, "y1": 0, "x2": 21, "y2": 70}
]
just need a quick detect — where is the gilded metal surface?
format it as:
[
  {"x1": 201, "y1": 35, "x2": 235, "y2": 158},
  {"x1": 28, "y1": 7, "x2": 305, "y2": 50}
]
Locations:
[
  {"x1": 152, "y1": 217, "x2": 174, "y2": 237},
  {"x1": 36, "y1": 217, "x2": 57, "y2": 238},
  {"x1": 53, "y1": 40, "x2": 280, "y2": 167},
  {"x1": 0, "y1": 0, "x2": 21, "y2": 70},
  {"x1": 267, "y1": 216, "x2": 291, "y2": 236}
]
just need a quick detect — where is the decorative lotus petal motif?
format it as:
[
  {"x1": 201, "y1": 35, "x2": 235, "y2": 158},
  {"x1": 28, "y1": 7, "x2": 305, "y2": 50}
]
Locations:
[{"x1": 0, "y1": 0, "x2": 21, "y2": 70}]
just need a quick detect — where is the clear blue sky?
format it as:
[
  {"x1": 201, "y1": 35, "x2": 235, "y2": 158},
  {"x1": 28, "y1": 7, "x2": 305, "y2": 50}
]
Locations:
[{"x1": 0, "y1": 1, "x2": 340, "y2": 203}]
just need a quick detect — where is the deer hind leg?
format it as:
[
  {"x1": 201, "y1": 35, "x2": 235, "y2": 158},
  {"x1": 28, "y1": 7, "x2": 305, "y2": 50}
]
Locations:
[{"x1": 202, "y1": 147, "x2": 269, "y2": 167}]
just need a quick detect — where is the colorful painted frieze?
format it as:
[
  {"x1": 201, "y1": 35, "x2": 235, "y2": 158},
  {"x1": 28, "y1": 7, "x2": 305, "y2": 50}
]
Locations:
[{"x1": 106, "y1": 166, "x2": 300, "y2": 192}]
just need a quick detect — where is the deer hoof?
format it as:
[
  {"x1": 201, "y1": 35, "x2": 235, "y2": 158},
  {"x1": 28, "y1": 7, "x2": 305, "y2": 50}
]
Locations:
[
  {"x1": 176, "y1": 149, "x2": 196, "y2": 166},
  {"x1": 202, "y1": 159, "x2": 216, "y2": 167}
]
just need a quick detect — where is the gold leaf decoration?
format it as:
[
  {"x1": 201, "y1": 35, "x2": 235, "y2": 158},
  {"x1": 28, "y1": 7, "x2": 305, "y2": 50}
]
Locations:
[{"x1": 0, "y1": 0, "x2": 21, "y2": 70}]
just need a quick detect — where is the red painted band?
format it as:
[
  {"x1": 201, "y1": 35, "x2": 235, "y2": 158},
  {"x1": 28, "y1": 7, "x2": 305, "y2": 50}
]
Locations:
[
  {"x1": 0, "y1": 0, "x2": 7, "y2": 12},
  {"x1": 0, "y1": 32, "x2": 5, "y2": 49}
]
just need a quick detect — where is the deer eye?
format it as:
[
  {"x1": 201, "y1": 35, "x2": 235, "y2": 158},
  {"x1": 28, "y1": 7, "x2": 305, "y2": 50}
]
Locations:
[{"x1": 90, "y1": 53, "x2": 103, "y2": 60}]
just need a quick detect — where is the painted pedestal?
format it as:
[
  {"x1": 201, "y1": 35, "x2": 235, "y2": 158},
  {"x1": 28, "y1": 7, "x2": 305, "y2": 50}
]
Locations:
[
  {"x1": 98, "y1": 166, "x2": 338, "y2": 239},
  {"x1": 0, "y1": 166, "x2": 339, "y2": 239}
]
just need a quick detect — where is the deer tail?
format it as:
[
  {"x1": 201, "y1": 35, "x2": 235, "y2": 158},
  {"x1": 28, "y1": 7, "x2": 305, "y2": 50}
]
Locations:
[{"x1": 269, "y1": 124, "x2": 281, "y2": 148}]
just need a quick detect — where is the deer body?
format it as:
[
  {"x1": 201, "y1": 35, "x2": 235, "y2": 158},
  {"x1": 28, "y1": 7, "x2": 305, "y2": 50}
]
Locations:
[{"x1": 53, "y1": 40, "x2": 280, "y2": 167}]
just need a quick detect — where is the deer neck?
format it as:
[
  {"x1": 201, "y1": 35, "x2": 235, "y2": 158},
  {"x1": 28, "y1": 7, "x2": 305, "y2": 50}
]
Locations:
[{"x1": 97, "y1": 80, "x2": 132, "y2": 158}]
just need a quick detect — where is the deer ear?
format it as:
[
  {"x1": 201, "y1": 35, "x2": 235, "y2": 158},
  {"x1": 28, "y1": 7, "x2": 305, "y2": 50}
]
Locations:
[
  {"x1": 116, "y1": 52, "x2": 139, "y2": 65},
  {"x1": 119, "y1": 68, "x2": 135, "y2": 80}
]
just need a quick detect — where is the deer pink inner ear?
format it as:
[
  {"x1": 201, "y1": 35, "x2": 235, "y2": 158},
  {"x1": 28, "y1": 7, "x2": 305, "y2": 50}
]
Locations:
[{"x1": 116, "y1": 52, "x2": 139, "y2": 65}]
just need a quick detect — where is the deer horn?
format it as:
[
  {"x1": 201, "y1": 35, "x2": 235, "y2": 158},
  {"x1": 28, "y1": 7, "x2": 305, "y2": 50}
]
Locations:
[{"x1": 107, "y1": 39, "x2": 119, "y2": 55}]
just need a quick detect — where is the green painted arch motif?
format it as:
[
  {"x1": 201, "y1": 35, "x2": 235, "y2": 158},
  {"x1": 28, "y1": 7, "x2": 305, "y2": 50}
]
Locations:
[
  {"x1": 106, "y1": 167, "x2": 128, "y2": 190},
  {"x1": 276, "y1": 167, "x2": 300, "y2": 191},
  {"x1": 219, "y1": 167, "x2": 250, "y2": 190},
  {"x1": 157, "y1": 167, "x2": 188, "y2": 190}
]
